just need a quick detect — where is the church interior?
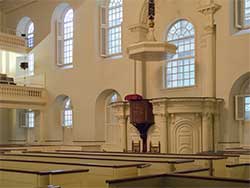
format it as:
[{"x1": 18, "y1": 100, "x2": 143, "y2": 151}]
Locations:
[{"x1": 0, "y1": 0, "x2": 249, "y2": 187}]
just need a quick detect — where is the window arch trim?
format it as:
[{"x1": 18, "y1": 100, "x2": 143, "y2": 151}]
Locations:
[
  {"x1": 53, "y1": 4, "x2": 74, "y2": 67},
  {"x1": 100, "y1": 0, "x2": 123, "y2": 58},
  {"x1": 164, "y1": 19, "x2": 196, "y2": 89}
]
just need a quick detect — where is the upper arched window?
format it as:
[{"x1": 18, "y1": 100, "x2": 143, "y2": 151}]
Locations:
[
  {"x1": 235, "y1": 0, "x2": 250, "y2": 29},
  {"x1": 165, "y1": 19, "x2": 195, "y2": 88},
  {"x1": 27, "y1": 22, "x2": 34, "y2": 48},
  {"x1": 63, "y1": 9, "x2": 74, "y2": 65},
  {"x1": 100, "y1": 0, "x2": 123, "y2": 57},
  {"x1": 16, "y1": 17, "x2": 35, "y2": 48},
  {"x1": 53, "y1": 4, "x2": 74, "y2": 67}
]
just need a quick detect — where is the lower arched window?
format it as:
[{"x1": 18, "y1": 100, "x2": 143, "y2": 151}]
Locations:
[{"x1": 62, "y1": 97, "x2": 73, "y2": 127}]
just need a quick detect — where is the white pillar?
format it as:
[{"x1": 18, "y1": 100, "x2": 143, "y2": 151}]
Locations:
[
  {"x1": 202, "y1": 112, "x2": 213, "y2": 152},
  {"x1": 152, "y1": 99, "x2": 168, "y2": 153},
  {"x1": 198, "y1": 2, "x2": 221, "y2": 97}
]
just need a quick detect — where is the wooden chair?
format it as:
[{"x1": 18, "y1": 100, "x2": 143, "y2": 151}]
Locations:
[
  {"x1": 149, "y1": 141, "x2": 161, "y2": 153},
  {"x1": 132, "y1": 140, "x2": 141, "y2": 153}
]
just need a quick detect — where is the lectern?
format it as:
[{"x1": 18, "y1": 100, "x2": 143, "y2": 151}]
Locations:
[{"x1": 126, "y1": 95, "x2": 154, "y2": 152}]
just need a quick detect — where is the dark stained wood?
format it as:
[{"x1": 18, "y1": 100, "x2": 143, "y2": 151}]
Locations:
[
  {"x1": 3, "y1": 153, "x2": 195, "y2": 164},
  {"x1": 226, "y1": 163, "x2": 250, "y2": 168},
  {"x1": 174, "y1": 167, "x2": 210, "y2": 174},
  {"x1": 129, "y1": 100, "x2": 154, "y2": 152},
  {"x1": 0, "y1": 168, "x2": 89, "y2": 175},
  {"x1": 41, "y1": 151, "x2": 228, "y2": 160},
  {"x1": 106, "y1": 173, "x2": 250, "y2": 184},
  {"x1": 0, "y1": 158, "x2": 147, "y2": 168}
]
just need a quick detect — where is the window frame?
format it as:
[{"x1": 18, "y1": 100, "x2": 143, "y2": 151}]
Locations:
[
  {"x1": 235, "y1": 0, "x2": 250, "y2": 30},
  {"x1": 56, "y1": 7, "x2": 74, "y2": 67},
  {"x1": 235, "y1": 94, "x2": 250, "y2": 121},
  {"x1": 100, "y1": 0, "x2": 123, "y2": 58},
  {"x1": 26, "y1": 21, "x2": 35, "y2": 48},
  {"x1": 27, "y1": 111, "x2": 35, "y2": 128},
  {"x1": 164, "y1": 19, "x2": 196, "y2": 89},
  {"x1": 62, "y1": 98, "x2": 73, "y2": 128},
  {"x1": 245, "y1": 96, "x2": 250, "y2": 121}
]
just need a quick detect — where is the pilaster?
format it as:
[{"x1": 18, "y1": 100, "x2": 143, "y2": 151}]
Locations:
[
  {"x1": 111, "y1": 102, "x2": 128, "y2": 151},
  {"x1": 152, "y1": 99, "x2": 168, "y2": 153},
  {"x1": 198, "y1": 1, "x2": 221, "y2": 97}
]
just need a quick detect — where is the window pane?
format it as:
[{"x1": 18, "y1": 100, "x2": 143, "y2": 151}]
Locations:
[
  {"x1": 107, "y1": 0, "x2": 123, "y2": 55},
  {"x1": 27, "y1": 22, "x2": 34, "y2": 48},
  {"x1": 245, "y1": 0, "x2": 250, "y2": 26},
  {"x1": 27, "y1": 111, "x2": 35, "y2": 128},
  {"x1": 165, "y1": 20, "x2": 195, "y2": 88},
  {"x1": 245, "y1": 96, "x2": 250, "y2": 120},
  {"x1": 63, "y1": 9, "x2": 74, "y2": 65}
]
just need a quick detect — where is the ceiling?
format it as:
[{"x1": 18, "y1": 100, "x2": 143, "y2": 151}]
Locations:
[{"x1": 0, "y1": 0, "x2": 37, "y2": 13}]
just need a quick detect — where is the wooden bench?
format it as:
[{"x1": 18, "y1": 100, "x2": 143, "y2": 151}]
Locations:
[
  {"x1": 106, "y1": 173, "x2": 250, "y2": 188},
  {"x1": 0, "y1": 167, "x2": 88, "y2": 188},
  {"x1": 0, "y1": 156, "x2": 148, "y2": 188},
  {"x1": 24, "y1": 150, "x2": 230, "y2": 177},
  {"x1": 226, "y1": 163, "x2": 250, "y2": 179},
  {"x1": 2, "y1": 152, "x2": 197, "y2": 176}
]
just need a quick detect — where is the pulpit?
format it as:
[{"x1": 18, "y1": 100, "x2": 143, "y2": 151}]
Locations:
[{"x1": 125, "y1": 95, "x2": 154, "y2": 152}]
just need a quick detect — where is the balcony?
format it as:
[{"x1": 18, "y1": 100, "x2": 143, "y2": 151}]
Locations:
[
  {"x1": 0, "y1": 26, "x2": 28, "y2": 53},
  {"x1": 0, "y1": 84, "x2": 47, "y2": 109},
  {"x1": 0, "y1": 74, "x2": 48, "y2": 109}
]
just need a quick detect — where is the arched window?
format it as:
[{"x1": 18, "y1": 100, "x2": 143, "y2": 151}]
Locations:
[
  {"x1": 27, "y1": 22, "x2": 34, "y2": 48},
  {"x1": 53, "y1": 4, "x2": 74, "y2": 67},
  {"x1": 63, "y1": 9, "x2": 74, "y2": 65},
  {"x1": 63, "y1": 97, "x2": 73, "y2": 127},
  {"x1": 106, "y1": 92, "x2": 119, "y2": 125},
  {"x1": 16, "y1": 17, "x2": 35, "y2": 48},
  {"x1": 165, "y1": 19, "x2": 195, "y2": 88},
  {"x1": 100, "y1": 0, "x2": 123, "y2": 57},
  {"x1": 245, "y1": 96, "x2": 250, "y2": 120}
]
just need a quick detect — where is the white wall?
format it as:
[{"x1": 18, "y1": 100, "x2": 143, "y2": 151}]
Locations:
[{"x1": 1, "y1": 0, "x2": 249, "y2": 147}]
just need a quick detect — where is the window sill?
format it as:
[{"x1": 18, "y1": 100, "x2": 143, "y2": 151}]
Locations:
[
  {"x1": 63, "y1": 126, "x2": 73, "y2": 128},
  {"x1": 101, "y1": 53, "x2": 123, "y2": 60},
  {"x1": 233, "y1": 28, "x2": 250, "y2": 36},
  {"x1": 161, "y1": 85, "x2": 197, "y2": 91},
  {"x1": 57, "y1": 63, "x2": 73, "y2": 69}
]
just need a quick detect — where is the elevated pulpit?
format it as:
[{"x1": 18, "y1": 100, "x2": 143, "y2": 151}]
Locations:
[{"x1": 125, "y1": 94, "x2": 154, "y2": 152}]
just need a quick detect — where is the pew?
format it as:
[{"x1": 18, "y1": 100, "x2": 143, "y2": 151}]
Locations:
[
  {"x1": 0, "y1": 167, "x2": 88, "y2": 188},
  {"x1": 226, "y1": 163, "x2": 250, "y2": 179},
  {"x1": 22, "y1": 150, "x2": 230, "y2": 177},
  {"x1": 0, "y1": 158, "x2": 146, "y2": 188},
  {"x1": 106, "y1": 173, "x2": 250, "y2": 188},
  {"x1": 2, "y1": 152, "x2": 197, "y2": 176}
]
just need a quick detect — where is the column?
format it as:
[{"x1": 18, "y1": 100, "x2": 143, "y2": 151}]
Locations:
[
  {"x1": 152, "y1": 99, "x2": 168, "y2": 153},
  {"x1": 202, "y1": 112, "x2": 213, "y2": 152},
  {"x1": 198, "y1": 1, "x2": 221, "y2": 97},
  {"x1": 112, "y1": 102, "x2": 127, "y2": 151}
]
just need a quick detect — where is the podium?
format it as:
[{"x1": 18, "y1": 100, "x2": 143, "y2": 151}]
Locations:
[{"x1": 128, "y1": 99, "x2": 154, "y2": 152}]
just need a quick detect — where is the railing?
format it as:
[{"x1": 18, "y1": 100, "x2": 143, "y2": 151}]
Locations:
[
  {"x1": 0, "y1": 85, "x2": 45, "y2": 98},
  {"x1": 0, "y1": 25, "x2": 27, "y2": 52},
  {"x1": 0, "y1": 26, "x2": 19, "y2": 36},
  {"x1": 15, "y1": 73, "x2": 46, "y2": 88}
]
